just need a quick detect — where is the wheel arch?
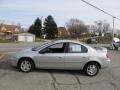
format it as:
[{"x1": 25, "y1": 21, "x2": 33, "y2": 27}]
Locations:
[
  {"x1": 17, "y1": 57, "x2": 35, "y2": 68},
  {"x1": 83, "y1": 61, "x2": 101, "y2": 69}
]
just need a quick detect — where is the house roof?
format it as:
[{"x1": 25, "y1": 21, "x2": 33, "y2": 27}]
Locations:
[
  {"x1": 0, "y1": 24, "x2": 21, "y2": 32},
  {"x1": 58, "y1": 27, "x2": 67, "y2": 31}
]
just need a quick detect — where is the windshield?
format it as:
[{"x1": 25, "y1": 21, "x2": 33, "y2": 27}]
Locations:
[{"x1": 32, "y1": 41, "x2": 53, "y2": 51}]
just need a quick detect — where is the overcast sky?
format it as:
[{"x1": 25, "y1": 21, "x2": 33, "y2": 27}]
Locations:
[{"x1": 0, "y1": 0, "x2": 120, "y2": 29}]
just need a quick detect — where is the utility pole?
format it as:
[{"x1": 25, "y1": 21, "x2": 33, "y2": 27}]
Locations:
[
  {"x1": 40, "y1": 16, "x2": 43, "y2": 40},
  {"x1": 112, "y1": 16, "x2": 115, "y2": 36}
]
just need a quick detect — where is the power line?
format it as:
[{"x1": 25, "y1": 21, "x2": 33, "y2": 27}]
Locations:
[
  {"x1": 81, "y1": 0, "x2": 120, "y2": 20},
  {"x1": 81, "y1": 0, "x2": 120, "y2": 35},
  {"x1": 115, "y1": 17, "x2": 120, "y2": 21}
]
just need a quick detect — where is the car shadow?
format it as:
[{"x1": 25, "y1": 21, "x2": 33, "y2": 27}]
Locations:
[
  {"x1": 0, "y1": 60, "x2": 18, "y2": 71},
  {"x1": 0, "y1": 60, "x2": 86, "y2": 76},
  {"x1": 35, "y1": 69, "x2": 85, "y2": 76}
]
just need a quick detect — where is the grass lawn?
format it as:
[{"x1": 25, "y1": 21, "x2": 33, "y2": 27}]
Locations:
[
  {"x1": 0, "y1": 39, "x2": 14, "y2": 43},
  {"x1": 0, "y1": 39, "x2": 46, "y2": 43}
]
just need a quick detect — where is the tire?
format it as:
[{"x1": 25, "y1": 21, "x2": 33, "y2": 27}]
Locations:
[
  {"x1": 18, "y1": 58, "x2": 34, "y2": 72},
  {"x1": 87, "y1": 39, "x2": 91, "y2": 44},
  {"x1": 84, "y1": 63, "x2": 99, "y2": 76},
  {"x1": 113, "y1": 44, "x2": 118, "y2": 50}
]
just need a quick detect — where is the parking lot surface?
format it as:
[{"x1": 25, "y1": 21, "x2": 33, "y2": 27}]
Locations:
[{"x1": 0, "y1": 43, "x2": 120, "y2": 90}]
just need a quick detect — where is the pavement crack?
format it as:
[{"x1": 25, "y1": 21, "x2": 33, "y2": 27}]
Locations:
[
  {"x1": 48, "y1": 71, "x2": 58, "y2": 90},
  {"x1": 71, "y1": 70, "x2": 113, "y2": 85},
  {"x1": 109, "y1": 82, "x2": 117, "y2": 90},
  {"x1": 56, "y1": 83, "x2": 78, "y2": 85},
  {"x1": 71, "y1": 72, "x2": 81, "y2": 84},
  {"x1": 69, "y1": 72, "x2": 81, "y2": 90}
]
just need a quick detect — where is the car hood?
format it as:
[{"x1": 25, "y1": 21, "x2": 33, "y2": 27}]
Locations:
[
  {"x1": 15, "y1": 48, "x2": 35, "y2": 56},
  {"x1": 19, "y1": 48, "x2": 32, "y2": 53},
  {"x1": 14, "y1": 48, "x2": 36, "y2": 58}
]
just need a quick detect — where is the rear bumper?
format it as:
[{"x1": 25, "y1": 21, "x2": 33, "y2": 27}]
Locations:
[{"x1": 101, "y1": 59, "x2": 110, "y2": 68}]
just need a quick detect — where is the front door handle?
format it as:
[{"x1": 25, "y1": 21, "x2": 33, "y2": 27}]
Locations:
[
  {"x1": 58, "y1": 57, "x2": 62, "y2": 58},
  {"x1": 82, "y1": 57, "x2": 87, "y2": 58}
]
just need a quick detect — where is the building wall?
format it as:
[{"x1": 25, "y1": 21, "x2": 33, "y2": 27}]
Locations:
[
  {"x1": 17, "y1": 33, "x2": 35, "y2": 42},
  {"x1": 0, "y1": 24, "x2": 21, "y2": 39},
  {"x1": 58, "y1": 27, "x2": 69, "y2": 38}
]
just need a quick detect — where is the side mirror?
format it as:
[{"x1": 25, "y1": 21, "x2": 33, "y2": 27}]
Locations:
[{"x1": 39, "y1": 51, "x2": 46, "y2": 54}]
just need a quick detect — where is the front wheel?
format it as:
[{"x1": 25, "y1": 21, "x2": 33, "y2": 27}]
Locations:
[
  {"x1": 18, "y1": 59, "x2": 34, "y2": 72},
  {"x1": 84, "y1": 63, "x2": 99, "y2": 76}
]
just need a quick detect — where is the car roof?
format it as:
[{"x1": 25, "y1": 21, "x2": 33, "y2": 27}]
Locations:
[{"x1": 53, "y1": 39, "x2": 82, "y2": 44}]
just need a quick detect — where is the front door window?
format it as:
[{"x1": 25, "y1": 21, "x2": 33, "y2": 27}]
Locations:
[{"x1": 40, "y1": 43, "x2": 66, "y2": 53}]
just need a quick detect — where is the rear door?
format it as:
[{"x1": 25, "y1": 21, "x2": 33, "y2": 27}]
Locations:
[{"x1": 65, "y1": 43, "x2": 89, "y2": 69}]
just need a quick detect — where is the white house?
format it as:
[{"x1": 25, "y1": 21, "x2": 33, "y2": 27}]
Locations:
[{"x1": 17, "y1": 33, "x2": 35, "y2": 42}]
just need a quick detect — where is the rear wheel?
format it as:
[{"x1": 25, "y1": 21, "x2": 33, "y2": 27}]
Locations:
[
  {"x1": 18, "y1": 58, "x2": 34, "y2": 72},
  {"x1": 84, "y1": 63, "x2": 99, "y2": 76}
]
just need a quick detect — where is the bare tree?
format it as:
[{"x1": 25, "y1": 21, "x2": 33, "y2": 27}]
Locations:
[
  {"x1": 89, "y1": 25, "x2": 97, "y2": 33},
  {"x1": 66, "y1": 19, "x2": 88, "y2": 38},
  {"x1": 94, "y1": 20, "x2": 111, "y2": 36}
]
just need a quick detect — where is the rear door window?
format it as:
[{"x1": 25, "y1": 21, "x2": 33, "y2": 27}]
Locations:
[{"x1": 68, "y1": 43, "x2": 88, "y2": 53}]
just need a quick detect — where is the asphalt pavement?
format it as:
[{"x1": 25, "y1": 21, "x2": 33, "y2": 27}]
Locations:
[{"x1": 0, "y1": 43, "x2": 120, "y2": 90}]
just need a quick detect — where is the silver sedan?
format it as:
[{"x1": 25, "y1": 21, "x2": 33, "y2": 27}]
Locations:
[{"x1": 11, "y1": 40, "x2": 110, "y2": 76}]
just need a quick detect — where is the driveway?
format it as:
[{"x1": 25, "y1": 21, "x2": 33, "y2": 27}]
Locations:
[{"x1": 0, "y1": 43, "x2": 120, "y2": 90}]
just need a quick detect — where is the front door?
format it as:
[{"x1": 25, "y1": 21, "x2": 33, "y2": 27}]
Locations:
[{"x1": 35, "y1": 43, "x2": 66, "y2": 69}]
